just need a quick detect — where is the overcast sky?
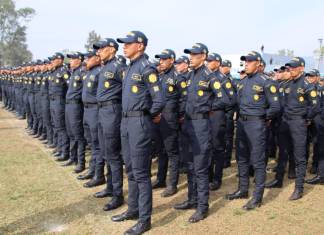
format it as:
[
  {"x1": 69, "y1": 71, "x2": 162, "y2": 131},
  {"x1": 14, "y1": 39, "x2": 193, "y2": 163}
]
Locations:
[{"x1": 16, "y1": 0, "x2": 324, "y2": 60}]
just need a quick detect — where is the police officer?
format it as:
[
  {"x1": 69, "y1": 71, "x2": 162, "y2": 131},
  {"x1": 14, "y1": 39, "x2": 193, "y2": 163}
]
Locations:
[
  {"x1": 40, "y1": 60, "x2": 54, "y2": 147},
  {"x1": 174, "y1": 56, "x2": 191, "y2": 174},
  {"x1": 174, "y1": 43, "x2": 224, "y2": 222},
  {"x1": 306, "y1": 73, "x2": 324, "y2": 184},
  {"x1": 78, "y1": 49, "x2": 106, "y2": 188},
  {"x1": 206, "y1": 54, "x2": 236, "y2": 191},
  {"x1": 267, "y1": 57, "x2": 318, "y2": 200},
  {"x1": 220, "y1": 60, "x2": 237, "y2": 168},
  {"x1": 64, "y1": 52, "x2": 87, "y2": 173},
  {"x1": 225, "y1": 51, "x2": 280, "y2": 209},
  {"x1": 48, "y1": 53, "x2": 70, "y2": 161},
  {"x1": 305, "y1": 69, "x2": 321, "y2": 175},
  {"x1": 93, "y1": 38, "x2": 125, "y2": 210},
  {"x1": 112, "y1": 31, "x2": 164, "y2": 235},
  {"x1": 152, "y1": 49, "x2": 184, "y2": 197}
]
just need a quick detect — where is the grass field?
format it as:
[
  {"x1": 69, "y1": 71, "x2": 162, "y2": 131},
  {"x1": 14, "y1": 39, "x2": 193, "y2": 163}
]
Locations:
[{"x1": 1, "y1": 106, "x2": 324, "y2": 235}]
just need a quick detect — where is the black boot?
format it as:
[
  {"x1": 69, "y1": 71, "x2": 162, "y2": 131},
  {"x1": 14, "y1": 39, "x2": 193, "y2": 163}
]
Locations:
[
  {"x1": 289, "y1": 188, "x2": 303, "y2": 200},
  {"x1": 242, "y1": 197, "x2": 262, "y2": 210},
  {"x1": 225, "y1": 189, "x2": 248, "y2": 200},
  {"x1": 305, "y1": 175, "x2": 324, "y2": 185},
  {"x1": 265, "y1": 179, "x2": 283, "y2": 188},
  {"x1": 103, "y1": 196, "x2": 124, "y2": 211},
  {"x1": 124, "y1": 221, "x2": 151, "y2": 235}
]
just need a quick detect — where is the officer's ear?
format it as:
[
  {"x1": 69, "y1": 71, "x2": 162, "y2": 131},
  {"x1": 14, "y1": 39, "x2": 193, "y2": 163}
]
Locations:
[
  {"x1": 202, "y1": 53, "x2": 207, "y2": 61},
  {"x1": 137, "y1": 43, "x2": 145, "y2": 52}
]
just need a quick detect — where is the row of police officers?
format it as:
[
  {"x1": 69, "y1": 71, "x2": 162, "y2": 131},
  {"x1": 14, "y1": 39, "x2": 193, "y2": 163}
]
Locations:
[{"x1": 1, "y1": 30, "x2": 323, "y2": 235}]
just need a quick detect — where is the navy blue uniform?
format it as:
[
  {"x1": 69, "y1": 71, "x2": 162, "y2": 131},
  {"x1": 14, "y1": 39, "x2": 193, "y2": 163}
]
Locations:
[
  {"x1": 209, "y1": 70, "x2": 236, "y2": 188},
  {"x1": 183, "y1": 65, "x2": 224, "y2": 213},
  {"x1": 154, "y1": 65, "x2": 184, "y2": 189},
  {"x1": 121, "y1": 54, "x2": 164, "y2": 223},
  {"x1": 236, "y1": 72, "x2": 280, "y2": 200},
  {"x1": 278, "y1": 74, "x2": 318, "y2": 190},
  {"x1": 97, "y1": 57, "x2": 125, "y2": 198},
  {"x1": 65, "y1": 66, "x2": 86, "y2": 166},
  {"x1": 49, "y1": 66, "x2": 69, "y2": 157},
  {"x1": 82, "y1": 65, "x2": 102, "y2": 178}
]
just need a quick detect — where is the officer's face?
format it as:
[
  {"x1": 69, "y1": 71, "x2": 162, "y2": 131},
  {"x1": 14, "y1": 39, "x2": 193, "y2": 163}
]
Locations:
[
  {"x1": 206, "y1": 60, "x2": 220, "y2": 71},
  {"x1": 189, "y1": 53, "x2": 206, "y2": 69},
  {"x1": 98, "y1": 47, "x2": 115, "y2": 61},
  {"x1": 175, "y1": 62, "x2": 188, "y2": 73},
  {"x1": 288, "y1": 66, "x2": 304, "y2": 79},
  {"x1": 306, "y1": 75, "x2": 317, "y2": 84},
  {"x1": 282, "y1": 70, "x2": 291, "y2": 80},
  {"x1": 123, "y1": 42, "x2": 144, "y2": 60},
  {"x1": 70, "y1": 58, "x2": 82, "y2": 69},
  {"x1": 159, "y1": 58, "x2": 174, "y2": 72},
  {"x1": 244, "y1": 60, "x2": 260, "y2": 74},
  {"x1": 86, "y1": 55, "x2": 101, "y2": 70},
  {"x1": 319, "y1": 80, "x2": 324, "y2": 86},
  {"x1": 220, "y1": 66, "x2": 230, "y2": 74}
]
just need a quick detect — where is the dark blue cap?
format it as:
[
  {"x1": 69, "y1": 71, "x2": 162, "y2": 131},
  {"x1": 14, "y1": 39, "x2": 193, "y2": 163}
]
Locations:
[
  {"x1": 155, "y1": 49, "x2": 176, "y2": 59},
  {"x1": 240, "y1": 51, "x2": 262, "y2": 62},
  {"x1": 261, "y1": 58, "x2": 266, "y2": 66},
  {"x1": 67, "y1": 52, "x2": 84, "y2": 61},
  {"x1": 285, "y1": 57, "x2": 305, "y2": 68},
  {"x1": 84, "y1": 49, "x2": 98, "y2": 58},
  {"x1": 221, "y1": 60, "x2": 232, "y2": 67},
  {"x1": 116, "y1": 55, "x2": 126, "y2": 64},
  {"x1": 43, "y1": 59, "x2": 50, "y2": 64},
  {"x1": 207, "y1": 53, "x2": 222, "y2": 62},
  {"x1": 36, "y1": 59, "x2": 43, "y2": 65},
  {"x1": 175, "y1": 55, "x2": 189, "y2": 64},
  {"x1": 93, "y1": 38, "x2": 119, "y2": 50},
  {"x1": 52, "y1": 52, "x2": 65, "y2": 60},
  {"x1": 306, "y1": 69, "x2": 320, "y2": 77},
  {"x1": 184, "y1": 43, "x2": 208, "y2": 54},
  {"x1": 117, "y1": 31, "x2": 148, "y2": 46}
]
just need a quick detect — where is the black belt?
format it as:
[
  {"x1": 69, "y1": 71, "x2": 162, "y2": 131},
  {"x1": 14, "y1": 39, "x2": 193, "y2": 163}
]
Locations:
[
  {"x1": 49, "y1": 95, "x2": 64, "y2": 100},
  {"x1": 66, "y1": 99, "x2": 82, "y2": 105},
  {"x1": 122, "y1": 110, "x2": 150, "y2": 118},
  {"x1": 163, "y1": 106, "x2": 177, "y2": 113},
  {"x1": 98, "y1": 100, "x2": 121, "y2": 108},
  {"x1": 185, "y1": 113, "x2": 209, "y2": 120},
  {"x1": 83, "y1": 102, "x2": 98, "y2": 108},
  {"x1": 239, "y1": 115, "x2": 265, "y2": 121},
  {"x1": 283, "y1": 114, "x2": 305, "y2": 120}
]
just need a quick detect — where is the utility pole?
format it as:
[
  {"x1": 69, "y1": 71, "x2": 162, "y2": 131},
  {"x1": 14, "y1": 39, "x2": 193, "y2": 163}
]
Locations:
[{"x1": 318, "y1": 38, "x2": 323, "y2": 70}]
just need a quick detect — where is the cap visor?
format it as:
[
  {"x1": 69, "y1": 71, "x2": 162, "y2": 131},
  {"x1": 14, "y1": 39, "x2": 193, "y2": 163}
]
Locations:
[{"x1": 117, "y1": 37, "x2": 135, "y2": 44}]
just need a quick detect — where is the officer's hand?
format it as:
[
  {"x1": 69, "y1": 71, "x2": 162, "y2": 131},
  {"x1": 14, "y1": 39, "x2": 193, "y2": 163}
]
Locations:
[
  {"x1": 266, "y1": 119, "x2": 272, "y2": 127},
  {"x1": 178, "y1": 116, "x2": 184, "y2": 124},
  {"x1": 152, "y1": 113, "x2": 161, "y2": 124},
  {"x1": 306, "y1": 120, "x2": 312, "y2": 126}
]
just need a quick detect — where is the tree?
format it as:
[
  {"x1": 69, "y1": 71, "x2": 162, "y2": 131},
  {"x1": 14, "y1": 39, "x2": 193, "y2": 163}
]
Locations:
[
  {"x1": 0, "y1": 0, "x2": 35, "y2": 66},
  {"x1": 84, "y1": 30, "x2": 101, "y2": 52}
]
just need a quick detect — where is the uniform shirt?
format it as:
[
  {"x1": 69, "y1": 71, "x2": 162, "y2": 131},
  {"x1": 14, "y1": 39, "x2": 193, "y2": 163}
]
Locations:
[
  {"x1": 236, "y1": 72, "x2": 280, "y2": 119},
  {"x1": 34, "y1": 72, "x2": 42, "y2": 93},
  {"x1": 122, "y1": 54, "x2": 164, "y2": 117},
  {"x1": 159, "y1": 66, "x2": 184, "y2": 115},
  {"x1": 40, "y1": 71, "x2": 50, "y2": 96},
  {"x1": 185, "y1": 64, "x2": 225, "y2": 116},
  {"x1": 96, "y1": 57, "x2": 124, "y2": 103},
  {"x1": 49, "y1": 65, "x2": 68, "y2": 97},
  {"x1": 82, "y1": 65, "x2": 101, "y2": 104},
  {"x1": 282, "y1": 74, "x2": 318, "y2": 119},
  {"x1": 66, "y1": 66, "x2": 84, "y2": 101},
  {"x1": 216, "y1": 71, "x2": 236, "y2": 111},
  {"x1": 318, "y1": 84, "x2": 324, "y2": 119}
]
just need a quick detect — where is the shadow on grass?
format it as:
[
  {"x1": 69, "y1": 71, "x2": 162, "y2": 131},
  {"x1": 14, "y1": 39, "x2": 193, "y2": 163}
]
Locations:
[{"x1": 0, "y1": 195, "x2": 107, "y2": 235}]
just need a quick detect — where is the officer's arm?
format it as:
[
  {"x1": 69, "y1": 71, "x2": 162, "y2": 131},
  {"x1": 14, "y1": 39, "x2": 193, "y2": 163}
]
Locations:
[
  {"x1": 176, "y1": 74, "x2": 187, "y2": 117},
  {"x1": 210, "y1": 77, "x2": 227, "y2": 110},
  {"x1": 223, "y1": 79, "x2": 236, "y2": 111},
  {"x1": 264, "y1": 81, "x2": 281, "y2": 119},
  {"x1": 143, "y1": 67, "x2": 165, "y2": 117},
  {"x1": 306, "y1": 84, "x2": 319, "y2": 120}
]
